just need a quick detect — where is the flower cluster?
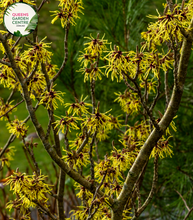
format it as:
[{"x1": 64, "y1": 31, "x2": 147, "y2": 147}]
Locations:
[
  {"x1": 39, "y1": 87, "x2": 65, "y2": 110},
  {"x1": 105, "y1": 46, "x2": 129, "y2": 82},
  {"x1": 114, "y1": 90, "x2": 141, "y2": 115},
  {"x1": 119, "y1": 121, "x2": 150, "y2": 154},
  {"x1": 141, "y1": 2, "x2": 193, "y2": 49},
  {"x1": 5, "y1": 171, "x2": 52, "y2": 216},
  {"x1": 150, "y1": 137, "x2": 173, "y2": 159},
  {"x1": 0, "y1": 146, "x2": 15, "y2": 167},
  {"x1": 63, "y1": 148, "x2": 89, "y2": 170},
  {"x1": 54, "y1": 115, "x2": 81, "y2": 133},
  {"x1": 0, "y1": 98, "x2": 15, "y2": 121},
  {"x1": 51, "y1": 0, "x2": 84, "y2": 27},
  {"x1": 7, "y1": 119, "x2": 28, "y2": 138},
  {"x1": 78, "y1": 34, "x2": 109, "y2": 82},
  {"x1": 83, "y1": 108, "x2": 121, "y2": 135},
  {"x1": 64, "y1": 96, "x2": 92, "y2": 115},
  {"x1": 21, "y1": 37, "x2": 52, "y2": 64},
  {"x1": 105, "y1": 47, "x2": 174, "y2": 82}
]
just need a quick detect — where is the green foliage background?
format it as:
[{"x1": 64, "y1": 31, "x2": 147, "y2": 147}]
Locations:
[{"x1": 0, "y1": 0, "x2": 193, "y2": 219}]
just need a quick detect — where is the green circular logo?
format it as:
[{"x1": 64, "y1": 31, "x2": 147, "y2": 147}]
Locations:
[{"x1": 3, "y1": 2, "x2": 38, "y2": 37}]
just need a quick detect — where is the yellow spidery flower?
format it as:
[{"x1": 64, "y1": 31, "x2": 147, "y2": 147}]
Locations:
[
  {"x1": 79, "y1": 65, "x2": 104, "y2": 82},
  {"x1": 0, "y1": 98, "x2": 16, "y2": 120},
  {"x1": 62, "y1": 148, "x2": 89, "y2": 170},
  {"x1": 54, "y1": 115, "x2": 82, "y2": 133},
  {"x1": 5, "y1": 171, "x2": 52, "y2": 216},
  {"x1": 0, "y1": 146, "x2": 15, "y2": 167},
  {"x1": 51, "y1": 0, "x2": 84, "y2": 27},
  {"x1": 64, "y1": 95, "x2": 92, "y2": 115},
  {"x1": 28, "y1": 71, "x2": 46, "y2": 100},
  {"x1": 39, "y1": 87, "x2": 65, "y2": 110},
  {"x1": 21, "y1": 37, "x2": 52, "y2": 64},
  {"x1": 69, "y1": 132, "x2": 87, "y2": 150},
  {"x1": 7, "y1": 119, "x2": 28, "y2": 138},
  {"x1": 84, "y1": 34, "x2": 109, "y2": 57},
  {"x1": 83, "y1": 108, "x2": 112, "y2": 133},
  {"x1": 114, "y1": 90, "x2": 141, "y2": 115},
  {"x1": 78, "y1": 51, "x2": 97, "y2": 68},
  {"x1": 150, "y1": 137, "x2": 173, "y2": 159}
]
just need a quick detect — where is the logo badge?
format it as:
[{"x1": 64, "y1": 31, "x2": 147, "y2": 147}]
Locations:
[{"x1": 3, "y1": 3, "x2": 38, "y2": 37}]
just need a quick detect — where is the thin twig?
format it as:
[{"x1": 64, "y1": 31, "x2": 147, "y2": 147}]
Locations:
[
  {"x1": 126, "y1": 75, "x2": 160, "y2": 131},
  {"x1": 64, "y1": 126, "x2": 70, "y2": 151},
  {"x1": 0, "y1": 59, "x2": 11, "y2": 66},
  {"x1": 37, "y1": 0, "x2": 48, "y2": 11},
  {"x1": 24, "y1": 141, "x2": 40, "y2": 176},
  {"x1": 77, "y1": 130, "x2": 91, "y2": 154},
  {"x1": 0, "y1": 134, "x2": 15, "y2": 159},
  {"x1": 87, "y1": 172, "x2": 107, "y2": 220},
  {"x1": 175, "y1": 190, "x2": 190, "y2": 211},
  {"x1": 24, "y1": 61, "x2": 39, "y2": 84},
  {"x1": 122, "y1": 72, "x2": 137, "y2": 92},
  {"x1": 132, "y1": 154, "x2": 159, "y2": 219},
  {"x1": 52, "y1": 23, "x2": 70, "y2": 82},
  {"x1": 175, "y1": 190, "x2": 193, "y2": 220},
  {"x1": 166, "y1": 0, "x2": 174, "y2": 12},
  {"x1": 22, "y1": 144, "x2": 35, "y2": 172},
  {"x1": 6, "y1": 87, "x2": 17, "y2": 103},
  {"x1": 150, "y1": 70, "x2": 161, "y2": 111},
  {"x1": 34, "y1": 200, "x2": 57, "y2": 220},
  {"x1": 89, "y1": 132, "x2": 97, "y2": 181},
  {"x1": 164, "y1": 69, "x2": 170, "y2": 109},
  {"x1": 0, "y1": 100, "x2": 24, "y2": 119},
  {"x1": 0, "y1": 101, "x2": 40, "y2": 159}
]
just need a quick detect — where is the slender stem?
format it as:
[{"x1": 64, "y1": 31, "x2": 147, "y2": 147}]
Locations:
[
  {"x1": 52, "y1": 23, "x2": 70, "y2": 82},
  {"x1": 131, "y1": 154, "x2": 159, "y2": 219},
  {"x1": 164, "y1": 69, "x2": 170, "y2": 109},
  {"x1": 0, "y1": 100, "x2": 24, "y2": 119},
  {"x1": 89, "y1": 131, "x2": 97, "y2": 181}
]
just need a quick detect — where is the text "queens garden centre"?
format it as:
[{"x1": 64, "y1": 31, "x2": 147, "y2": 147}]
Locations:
[{"x1": 12, "y1": 13, "x2": 29, "y2": 24}]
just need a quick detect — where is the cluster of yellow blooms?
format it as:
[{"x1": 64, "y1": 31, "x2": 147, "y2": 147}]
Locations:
[
  {"x1": 1, "y1": 0, "x2": 189, "y2": 219},
  {"x1": 51, "y1": 0, "x2": 84, "y2": 27},
  {"x1": 0, "y1": 146, "x2": 15, "y2": 167},
  {"x1": 141, "y1": 2, "x2": 193, "y2": 49},
  {"x1": 5, "y1": 172, "x2": 52, "y2": 216},
  {"x1": 0, "y1": 98, "x2": 15, "y2": 120},
  {"x1": 7, "y1": 119, "x2": 28, "y2": 138}
]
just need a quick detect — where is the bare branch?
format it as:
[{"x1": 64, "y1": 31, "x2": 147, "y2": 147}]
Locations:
[
  {"x1": 89, "y1": 131, "x2": 97, "y2": 181},
  {"x1": 34, "y1": 200, "x2": 57, "y2": 220},
  {"x1": 37, "y1": 0, "x2": 48, "y2": 11},
  {"x1": 87, "y1": 172, "x2": 107, "y2": 220},
  {"x1": 52, "y1": 23, "x2": 70, "y2": 82},
  {"x1": 0, "y1": 59, "x2": 11, "y2": 66},
  {"x1": 112, "y1": 17, "x2": 193, "y2": 219},
  {"x1": 0, "y1": 100, "x2": 24, "y2": 119},
  {"x1": 24, "y1": 61, "x2": 39, "y2": 84},
  {"x1": 150, "y1": 70, "x2": 161, "y2": 111},
  {"x1": 166, "y1": 0, "x2": 174, "y2": 12},
  {"x1": 132, "y1": 154, "x2": 159, "y2": 219},
  {"x1": 183, "y1": 207, "x2": 193, "y2": 220},
  {"x1": 175, "y1": 190, "x2": 190, "y2": 211},
  {"x1": 164, "y1": 69, "x2": 170, "y2": 109},
  {"x1": 77, "y1": 130, "x2": 91, "y2": 154},
  {"x1": 0, "y1": 134, "x2": 16, "y2": 159},
  {"x1": 122, "y1": 72, "x2": 137, "y2": 92}
]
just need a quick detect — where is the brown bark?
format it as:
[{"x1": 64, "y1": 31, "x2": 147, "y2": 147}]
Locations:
[{"x1": 111, "y1": 18, "x2": 193, "y2": 220}]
